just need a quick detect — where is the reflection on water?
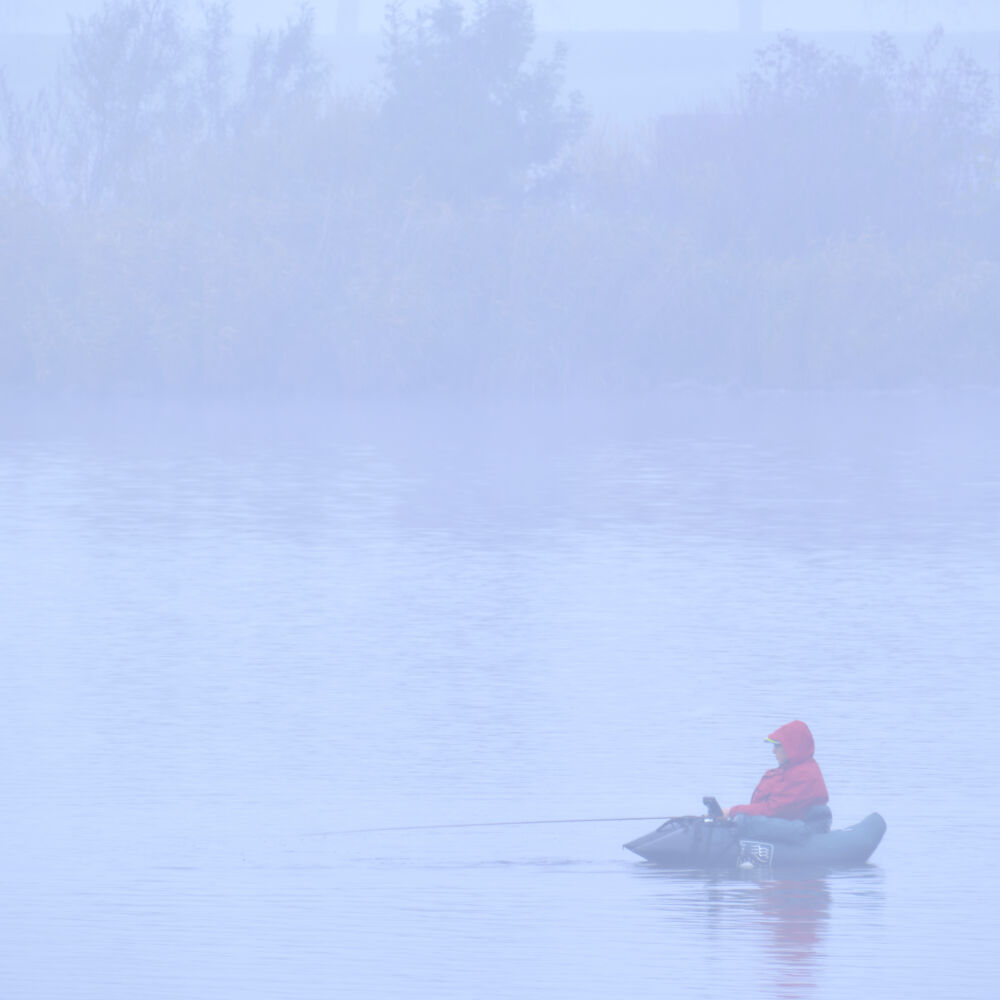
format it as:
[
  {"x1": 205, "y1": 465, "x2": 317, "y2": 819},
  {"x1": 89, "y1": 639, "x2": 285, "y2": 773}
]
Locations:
[
  {"x1": 634, "y1": 866, "x2": 886, "y2": 999},
  {"x1": 757, "y1": 877, "x2": 831, "y2": 999}
]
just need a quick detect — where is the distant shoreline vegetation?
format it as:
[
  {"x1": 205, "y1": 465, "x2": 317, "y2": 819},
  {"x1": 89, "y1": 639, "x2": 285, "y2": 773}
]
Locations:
[{"x1": 1, "y1": 0, "x2": 999, "y2": 394}]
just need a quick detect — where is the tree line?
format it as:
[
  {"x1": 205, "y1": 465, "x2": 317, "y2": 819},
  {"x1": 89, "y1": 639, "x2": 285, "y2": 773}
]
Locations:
[{"x1": 1, "y1": 0, "x2": 998, "y2": 393}]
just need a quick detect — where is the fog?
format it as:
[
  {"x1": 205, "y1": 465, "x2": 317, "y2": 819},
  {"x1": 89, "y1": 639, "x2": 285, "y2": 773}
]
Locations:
[
  {"x1": 7, "y1": 1, "x2": 1000, "y2": 32},
  {"x1": 3, "y1": 6, "x2": 1000, "y2": 1000},
  {"x1": 1, "y1": 0, "x2": 999, "y2": 395}
]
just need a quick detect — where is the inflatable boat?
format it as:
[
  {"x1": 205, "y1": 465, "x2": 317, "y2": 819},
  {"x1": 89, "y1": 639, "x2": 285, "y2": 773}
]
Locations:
[{"x1": 624, "y1": 807, "x2": 886, "y2": 869}]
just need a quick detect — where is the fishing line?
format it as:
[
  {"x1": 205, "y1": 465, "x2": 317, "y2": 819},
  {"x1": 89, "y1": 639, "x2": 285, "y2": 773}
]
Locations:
[{"x1": 317, "y1": 815, "x2": 671, "y2": 835}]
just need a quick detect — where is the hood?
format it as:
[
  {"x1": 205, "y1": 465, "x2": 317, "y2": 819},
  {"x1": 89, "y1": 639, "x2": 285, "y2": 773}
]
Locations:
[{"x1": 768, "y1": 720, "x2": 815, "y2": 765}]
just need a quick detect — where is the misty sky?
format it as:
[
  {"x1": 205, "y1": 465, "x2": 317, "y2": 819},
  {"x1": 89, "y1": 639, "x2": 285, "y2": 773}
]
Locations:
[{"x1": 4, "y1": 0, "x2": 1000, "y2": 35}]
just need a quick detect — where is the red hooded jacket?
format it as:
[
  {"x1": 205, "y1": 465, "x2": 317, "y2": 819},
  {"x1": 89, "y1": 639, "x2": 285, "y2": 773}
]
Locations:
[{"x1": 728, "y1": 721, "x2": 829, "y2": 820}]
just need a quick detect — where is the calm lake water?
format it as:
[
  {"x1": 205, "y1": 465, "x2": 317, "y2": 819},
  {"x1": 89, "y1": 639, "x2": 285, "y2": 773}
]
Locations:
[{"x1": 2, "y1": 392, "x2": 997, "y2": 999}]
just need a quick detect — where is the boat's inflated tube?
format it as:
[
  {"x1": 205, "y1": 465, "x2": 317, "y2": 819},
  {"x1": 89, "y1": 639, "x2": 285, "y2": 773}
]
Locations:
[{"x1": 624, "y1": 812, "x2": 886, "y2": 869}]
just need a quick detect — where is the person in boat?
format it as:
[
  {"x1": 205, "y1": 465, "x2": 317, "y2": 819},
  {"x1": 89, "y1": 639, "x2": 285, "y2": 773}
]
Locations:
[{"x1": 722, "y1": 720, "x2": 832, "y2": 834}]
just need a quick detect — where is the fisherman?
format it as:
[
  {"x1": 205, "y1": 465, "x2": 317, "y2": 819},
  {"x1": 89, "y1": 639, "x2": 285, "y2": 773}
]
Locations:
[{"x1": 722, "y1": 720, "x2": 832, "y2": 834}]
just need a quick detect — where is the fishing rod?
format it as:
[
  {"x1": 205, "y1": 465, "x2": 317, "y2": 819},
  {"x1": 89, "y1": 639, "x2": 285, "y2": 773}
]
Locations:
[
  {"x1": 326, "y1": 799, "x2": 720, "y2": 835},
  {"x1": 321, "y1": 815, "x2": 670, "y2": 835}
]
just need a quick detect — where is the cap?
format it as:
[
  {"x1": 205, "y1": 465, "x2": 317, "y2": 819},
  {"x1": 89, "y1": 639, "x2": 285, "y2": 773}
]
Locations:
[{"x1": 765, "y1": 737, "x2": 781, "y2": 745}]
